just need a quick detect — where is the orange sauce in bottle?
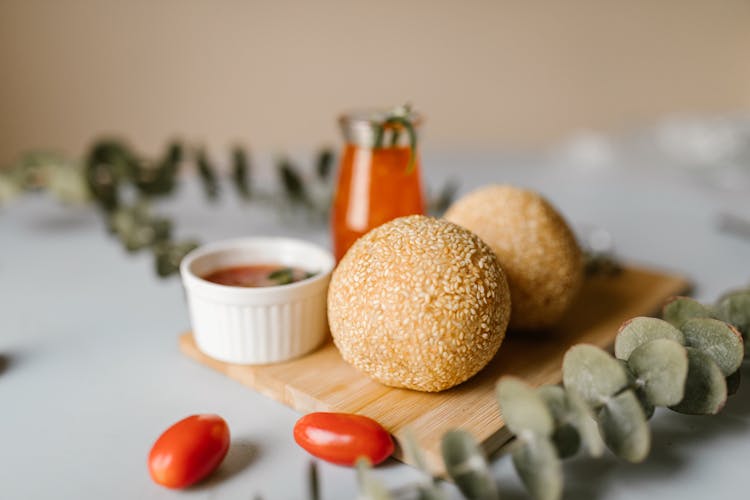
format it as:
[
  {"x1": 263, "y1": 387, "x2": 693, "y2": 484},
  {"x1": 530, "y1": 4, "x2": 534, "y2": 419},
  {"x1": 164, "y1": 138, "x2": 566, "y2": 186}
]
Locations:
[{"x1": 331, "y1": 143, "x2": 425, "y2": 262}]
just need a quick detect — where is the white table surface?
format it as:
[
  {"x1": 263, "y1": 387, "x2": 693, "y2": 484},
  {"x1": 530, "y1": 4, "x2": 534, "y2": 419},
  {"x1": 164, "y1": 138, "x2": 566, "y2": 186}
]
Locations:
[{"x1": 2, "y1": 149, "x2": 749, "y2": 500}]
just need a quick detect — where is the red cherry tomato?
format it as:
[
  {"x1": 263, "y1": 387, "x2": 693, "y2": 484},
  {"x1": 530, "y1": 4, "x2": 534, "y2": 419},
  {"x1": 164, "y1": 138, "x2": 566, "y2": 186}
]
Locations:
[
  {"x1": 148, "y1": 414, "x2": 230, "y2": 489},
  {"x1": 293, "y1": 412, "x2": 394, "y2": 466}
]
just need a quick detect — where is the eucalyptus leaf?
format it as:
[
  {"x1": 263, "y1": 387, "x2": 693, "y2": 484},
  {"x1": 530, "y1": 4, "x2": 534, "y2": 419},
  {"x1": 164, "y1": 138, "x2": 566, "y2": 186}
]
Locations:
[
  {"x1": 562, "y1": 344, "x2": 629, "y2": 408},
  {"x1": 715, "y1": 291, "x2": 750, "y2": 342},
  {"x1": 616, "y1": 359, "x2": 636, "y2": 386},
  {"x1": 512, "y1": 436, "x2": 562, "y2": 500},
  {"x1": 726, "y1": 369, "x2": 741, "y2": 396},
  {"x1": 232, "y1": 146, "x2": 252, "y2": 200},
  {"x1": 670, "y1": 347, "x2": 728, "y2": 415},
  {"x1": 550, "y1": 424, "x2": 581, "y2": 459},
  {"x1": 537, "y1": 385, "x2": 580, "y2": 458},
  {"x1": 537, "y1": 386, "x2": 568, "y2": 421},
  {"x1": 716, "y1": 287, "x2": 750, "y2": 307},
  {"x1": 614, "y1": 361, "x2": 656, "y2": 419},
  {"x1": 496, "y1": 377, "x2": 554, "y2": 437},
  {"x1": 196, "y1": 148, "x2": 219, "y2": 200},
  {"x1": 662, "y1": 296, "x2": 714, "y2": 328},
  {"x1": 316, "y1": 148, "x2": 334, "y2": 181},
  {"x1": 416, "y1": 485, "x2": 449, "y2": 500},
  {"x1": 356, "y1": 458, "x2": 392, "y2": 500},
  {"x1": 564, "y1": 389, "x2": 605, "y2": 457},
  {"x1": 134, "y1": 142, "x2": 181, "y2": 196},
  {"x1": 401, "y1": 429, "x2": 434, "y2": 481},
  {"x1": 635, "y1": 388, "x2": 656, "y2": 420},
  {"x1": 441, "y1": 430, "x2": 499, "y2": 500},
  {"x1": 680, "y1": 318, "x2": 744, "y2": 376},
  {"x1": 597, "y1": 389, "x2": 651, "y2": 463},
  {"x1": 47, "y1": 162, "x2": 91, "y2": 204},
  {"x1": 154, "y1": 240, "x2": 199, "y2": 277},
  {"x1": 614, "y1": 317, "x2": 685, "y2": 360},
  {"x1": 278, "y1": 157, "x2": 310, "y2": 205},
  {"x1": 627, "y1": 339, "x2": 688, "y2": 407}
]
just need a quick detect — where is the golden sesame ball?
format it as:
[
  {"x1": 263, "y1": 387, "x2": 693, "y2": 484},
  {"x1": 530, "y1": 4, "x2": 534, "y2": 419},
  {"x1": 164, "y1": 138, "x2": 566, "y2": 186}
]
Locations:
[
  {"x1": 444, "y1": 185, "x2": 583, "y2": 331},
  {"x1": 328, "y1": 215, "x2": 511, "y2": 392}
]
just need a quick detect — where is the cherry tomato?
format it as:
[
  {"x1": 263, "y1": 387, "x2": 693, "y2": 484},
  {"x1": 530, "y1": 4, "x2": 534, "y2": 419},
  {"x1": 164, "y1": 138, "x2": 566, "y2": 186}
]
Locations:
[
  {"x1": 293, "y1": 412, "x2": 394, "y2": 466},
  {"x1": 148, "y1": 414, "x2": 230, "y2": 489}
]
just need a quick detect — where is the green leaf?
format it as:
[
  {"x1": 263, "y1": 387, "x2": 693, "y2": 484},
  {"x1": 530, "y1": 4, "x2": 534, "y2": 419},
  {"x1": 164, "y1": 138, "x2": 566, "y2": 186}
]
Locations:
[
  {"x1": 538, "y1": 385, "x2": 602, "y2": 458},
  {"x1": 512, "y1": 436, "x2": 562, "y2": 500},
  {"x1": 680, "y1": 318, "x2": 744, "y2": 376},
  {"x1": 497, "y1": 376, "x2": 554, "y2": 437},
  {"x1": 268, "y1": 267, "x2": 295, "y2": 285},
  {"x1": 134, "y1": 141, "x2": 182, "y2": 196},
  {"x1": 716, "y1": 287, "x2": 750, "y2": 307},
  {"x1": 715, "y1": 291, "x2": 750, "y2": 344},
  {"x1": 278, "y1": 157, "x2": 310, "y2": 205},
  {"x1": 562, "y1": 344, "x2": 629, "y2": 408},
  {"x1": 154, "y1": 240, "x2": 199, "y2": 277},
  {"x1": 564, "y1": 389, "x2": 605, "y2": 457},
  {"x1": 47, "y1": 161, "x2": 91, "y2": 205},
  {"x1": 355, "y1": 458, "x2": 392, "y2": 500},
  {"x1": 614, "y1": 360, "x2": 654, "y2": 418},
  {"x1": 614, "y1": 317, "x2": 685, "y2": 360},
  {"x1": 315, "y1": 148, "x2": 334, "y2": 181},
  {"x1": 441, "y1": 430, "x2": 499, "y2": 500},
  {"x1": 597, "y1": 389, "x2": 651, "y2": 463},
  {"x1": 231, "y1": 146, "x2": 252, "y2": 200},
  {"x1": 416, "y1": 487, "x2": 448, "y2": 500},
  {"x1": 627, "y1": 339, "x2": 688, "y2": 407},
  {"x1": 662, "y1": 296, "x2": 714, "y2": 328},
  {"x1": 196, "y1": 148, "x2": 219, "y2": 201},
  {"x1": 550, "y1": 424, "x2": 581, "y2": 459},
  {"x1": 85, "y1": 140, "x2": 136, "y2": 211},
  {"x1": 537, "y1": 385, "x2": 568, "y2": 421},
  {"x1": 537, "y1": 385, "x2": 580, "y2": 458},
  {"x1": 726, "y1": 369, "x2": 741, "y2": 396},
  {"x1": 635, "y1": 388, "x2": 655, "y2": 420},
  {"x1": 670, "y1": 347, "x2": 728, "y2": 415},
  {"x1": 401, "y1": 428, "x2": 438, "y2": 492}
]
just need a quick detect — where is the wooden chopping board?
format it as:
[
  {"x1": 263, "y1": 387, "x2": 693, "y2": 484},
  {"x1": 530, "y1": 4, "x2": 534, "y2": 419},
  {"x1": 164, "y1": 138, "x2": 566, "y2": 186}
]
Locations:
[{"x1": 179, "y1": 266, "x2": 689, "y2": 473}]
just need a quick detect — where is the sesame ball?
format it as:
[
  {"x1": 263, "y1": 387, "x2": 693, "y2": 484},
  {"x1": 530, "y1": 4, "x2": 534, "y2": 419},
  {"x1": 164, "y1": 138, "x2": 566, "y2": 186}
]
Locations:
[
  {"x1": 444, "y1": 185, "x2": 583, "y2": 331},
  {"x1": 328, "y1": 215, "x2": 511, "y2": 392}
]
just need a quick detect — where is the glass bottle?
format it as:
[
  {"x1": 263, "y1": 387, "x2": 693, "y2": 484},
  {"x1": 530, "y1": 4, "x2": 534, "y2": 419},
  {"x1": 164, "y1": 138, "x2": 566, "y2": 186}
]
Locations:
[{"x1": 331, "y1": 108, "x2": 425, "y2": 262}]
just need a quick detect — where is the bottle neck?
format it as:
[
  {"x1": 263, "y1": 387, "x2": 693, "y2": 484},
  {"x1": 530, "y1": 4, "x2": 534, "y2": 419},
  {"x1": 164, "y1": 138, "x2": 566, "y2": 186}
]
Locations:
[{"x1": 339, "y1": 109, "x2": 422, "y2": 149}]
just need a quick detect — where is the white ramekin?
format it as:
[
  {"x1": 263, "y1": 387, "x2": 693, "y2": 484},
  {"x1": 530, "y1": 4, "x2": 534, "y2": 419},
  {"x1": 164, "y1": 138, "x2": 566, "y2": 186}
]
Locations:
[{"x1": 180, "y1": 237, "x2": 335, "y2": 365}]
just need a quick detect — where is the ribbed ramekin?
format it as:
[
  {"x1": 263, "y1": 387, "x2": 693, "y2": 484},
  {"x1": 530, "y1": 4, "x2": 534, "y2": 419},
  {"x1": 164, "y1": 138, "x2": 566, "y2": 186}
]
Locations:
[{"x1": 180, "y1": 237, "x2": 335, "y2": 365}]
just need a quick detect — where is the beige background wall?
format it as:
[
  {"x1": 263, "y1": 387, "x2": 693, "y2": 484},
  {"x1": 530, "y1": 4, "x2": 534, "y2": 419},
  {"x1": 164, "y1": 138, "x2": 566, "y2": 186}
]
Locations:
[{"x1": 1, "y1": 0, "x2": 749, "y2": 165}]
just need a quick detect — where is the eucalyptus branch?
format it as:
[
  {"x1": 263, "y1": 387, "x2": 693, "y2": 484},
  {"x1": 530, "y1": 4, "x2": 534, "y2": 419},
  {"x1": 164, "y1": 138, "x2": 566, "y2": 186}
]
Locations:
[
  {"x1": 2, "y1": 138, "x2": 457, "y2": 279},
  {"x1": 356, "y1": 282, "x2": 750, "y2": 500}
]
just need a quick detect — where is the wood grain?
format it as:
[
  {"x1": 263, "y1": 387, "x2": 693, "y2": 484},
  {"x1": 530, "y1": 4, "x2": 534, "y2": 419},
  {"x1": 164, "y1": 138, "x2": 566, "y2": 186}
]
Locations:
[{"x1": 179, "y1": 266, "x2": 689, "y2": 473}]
